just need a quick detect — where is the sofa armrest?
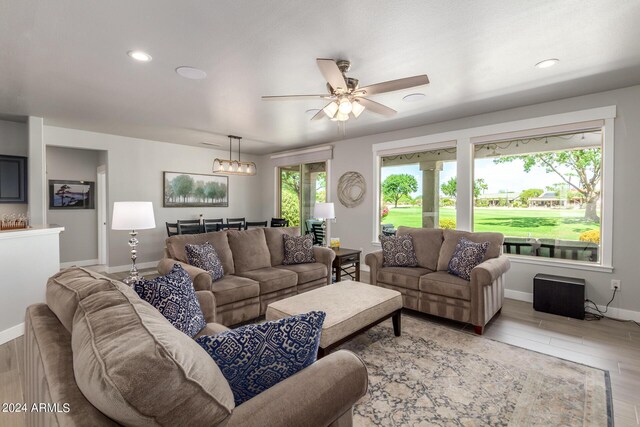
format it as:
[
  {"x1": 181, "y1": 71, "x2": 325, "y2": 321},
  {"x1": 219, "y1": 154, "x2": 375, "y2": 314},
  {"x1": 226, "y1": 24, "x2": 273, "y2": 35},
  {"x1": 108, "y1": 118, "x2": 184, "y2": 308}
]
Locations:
[
  {"x1": 471, "y1": 255, "x2": 511, "y2": 287},
  {"x1": 157, "y1": 258, "x2": 213, "y2": 291},
  {"x1": 227, "y1": 350, "x2": 367, "y2": 427},
  {"x1": 365, "y1": 251, "x2": 384, "y2": 286},
  {"x1": 195, "y1": 290, "x2": 217, "y2": 323},
  {"x1": 313, "y1": 246, "x2": 336, "y2": 286}
]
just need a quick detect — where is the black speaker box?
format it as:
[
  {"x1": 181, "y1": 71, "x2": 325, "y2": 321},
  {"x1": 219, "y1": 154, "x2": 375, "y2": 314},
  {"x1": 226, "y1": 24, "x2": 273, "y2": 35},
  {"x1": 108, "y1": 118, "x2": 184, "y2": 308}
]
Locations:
[{"x1": 533, "y1": 274, "x2": 585, "y2": 320}]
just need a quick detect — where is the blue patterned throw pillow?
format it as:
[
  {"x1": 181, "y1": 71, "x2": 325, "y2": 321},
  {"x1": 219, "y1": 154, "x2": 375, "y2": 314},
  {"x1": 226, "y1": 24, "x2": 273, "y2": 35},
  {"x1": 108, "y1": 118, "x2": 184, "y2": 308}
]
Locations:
[
  {"x1": 379, "y1": 234, "x2": 419, "y2": 267},
  {"x1": 134, "y1": 264, "x2": 206, "y2": 337},
  {"x1": 447, "y1": 237, "x2": 490, "y2": 281},
  {"x1": 185, "y1": 242, "x2": 224, "y2": 281},
  {"x1": 196, "y1": 311, "x2": 326, "y2": 405}
]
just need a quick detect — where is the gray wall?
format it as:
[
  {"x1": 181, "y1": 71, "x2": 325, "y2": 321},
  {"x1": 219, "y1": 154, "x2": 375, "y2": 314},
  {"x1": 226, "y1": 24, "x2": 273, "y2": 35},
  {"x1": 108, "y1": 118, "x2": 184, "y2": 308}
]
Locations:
[
  {"x1": 46, "y1": 146, "x2": 101, "y2": 263},
  {"x1": 42, "y1": 126, "x2": 266, "y2": 268},
  {"x1": 261, "y1": 84, "x2": 640, "y2": 315},
  {"x1": 0, "y1": 119, "x2": 28, "y2": 216}
]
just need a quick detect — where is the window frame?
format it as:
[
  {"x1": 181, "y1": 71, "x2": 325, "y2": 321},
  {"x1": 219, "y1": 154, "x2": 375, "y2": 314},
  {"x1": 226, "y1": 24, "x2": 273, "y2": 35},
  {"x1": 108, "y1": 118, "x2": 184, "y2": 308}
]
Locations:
[{"x1": 372, "y1": 106, "x2": 615, "y2": 272}]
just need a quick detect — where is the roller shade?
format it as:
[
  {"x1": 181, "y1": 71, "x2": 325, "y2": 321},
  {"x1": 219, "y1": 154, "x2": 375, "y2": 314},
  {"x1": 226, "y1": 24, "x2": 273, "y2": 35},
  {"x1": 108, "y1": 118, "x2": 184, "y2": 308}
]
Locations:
[{"x1": 270, "y1": 145, "x2": 333, "y2": 167}]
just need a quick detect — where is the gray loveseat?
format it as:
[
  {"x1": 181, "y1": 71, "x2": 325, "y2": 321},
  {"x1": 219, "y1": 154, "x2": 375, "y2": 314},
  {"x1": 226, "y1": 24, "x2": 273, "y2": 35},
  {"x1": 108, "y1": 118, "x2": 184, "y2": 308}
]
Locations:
[
  {"x1": 158, "y1": 227, "x2": 335, "y2": 326},
  {"x1": 25, "y1": 267, "x2": 367, "y2": 426},
  {"x1": 366, "y1": 227, "x2": 511, "y2": 334}
]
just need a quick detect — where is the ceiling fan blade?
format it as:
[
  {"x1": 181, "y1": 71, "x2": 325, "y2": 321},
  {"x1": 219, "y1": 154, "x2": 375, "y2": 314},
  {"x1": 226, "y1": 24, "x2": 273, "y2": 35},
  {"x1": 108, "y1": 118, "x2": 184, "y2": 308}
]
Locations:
[
  {"x1": 311, "y1": 107, "x2": 327, "y2": 121},
  {"x1": 357, "y1": 98, "x2": 397, "y2": 117},
  {"x1": 262, "y1": 94, "x2": 330, "y2": 101},
  {"x1": 358, "y1": 75, "x2": 429, "y2": 96},
  {"x1": 316, "y1": 58, "x2": 348, "y2": 92}
]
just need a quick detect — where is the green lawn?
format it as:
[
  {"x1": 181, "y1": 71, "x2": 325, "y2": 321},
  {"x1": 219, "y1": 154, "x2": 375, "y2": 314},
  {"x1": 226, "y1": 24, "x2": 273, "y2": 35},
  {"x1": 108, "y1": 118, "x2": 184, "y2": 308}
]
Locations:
[{"x1": 383, "y1": 206, "x2": 599, "y2": 240}]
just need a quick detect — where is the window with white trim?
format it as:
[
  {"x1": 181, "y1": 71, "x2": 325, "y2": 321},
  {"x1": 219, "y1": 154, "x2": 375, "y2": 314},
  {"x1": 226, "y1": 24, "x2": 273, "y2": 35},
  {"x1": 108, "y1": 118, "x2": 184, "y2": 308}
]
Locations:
[{"x1": 473, "y1": 129, "x2": 602, "y2": 264}]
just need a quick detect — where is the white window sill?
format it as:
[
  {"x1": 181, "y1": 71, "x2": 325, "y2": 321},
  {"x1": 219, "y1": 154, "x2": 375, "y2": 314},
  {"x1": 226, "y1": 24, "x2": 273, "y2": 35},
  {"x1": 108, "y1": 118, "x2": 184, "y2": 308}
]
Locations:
[{"x1": 506, "y1": 254, "x2": 613, "y2": 273}]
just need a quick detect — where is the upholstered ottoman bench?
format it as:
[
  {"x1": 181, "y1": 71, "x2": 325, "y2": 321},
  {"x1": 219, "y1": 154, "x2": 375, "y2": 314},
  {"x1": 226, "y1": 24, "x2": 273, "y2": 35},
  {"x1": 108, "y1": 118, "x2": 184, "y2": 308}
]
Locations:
[{"x1": 265, "y1": 280, "x2": 403, "y2": 357}]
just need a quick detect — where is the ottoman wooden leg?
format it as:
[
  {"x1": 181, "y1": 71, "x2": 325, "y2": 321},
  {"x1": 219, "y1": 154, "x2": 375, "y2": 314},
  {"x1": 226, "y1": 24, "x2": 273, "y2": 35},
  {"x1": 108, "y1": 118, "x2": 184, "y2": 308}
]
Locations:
[
  {"x1": 474, "y1": 325, "x2": 484, "y2": 335},
  {"x1": 392, "y1": 310, "x2": 401, "y2": 337}
]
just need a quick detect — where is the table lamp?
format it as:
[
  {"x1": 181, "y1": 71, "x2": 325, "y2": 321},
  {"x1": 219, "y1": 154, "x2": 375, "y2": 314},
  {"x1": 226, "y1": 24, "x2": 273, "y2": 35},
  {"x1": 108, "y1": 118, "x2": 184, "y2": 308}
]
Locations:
[
  {"x1": 313, "y1": 202, "x2": 335, "y2": 246},
  {"x1": 111, "y1": 201, "x2": 156, "y2": 285}
]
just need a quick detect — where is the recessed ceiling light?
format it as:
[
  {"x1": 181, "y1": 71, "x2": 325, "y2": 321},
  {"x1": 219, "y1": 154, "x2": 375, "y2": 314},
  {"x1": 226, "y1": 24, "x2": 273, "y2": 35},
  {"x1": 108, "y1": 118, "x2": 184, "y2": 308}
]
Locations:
[
  {"x1": 403, "y1": 93, "x2": 426, "y2": 103},
  {"x1": 127, "y1": 50, "x2": 152, "y2": 62},
  {"x1": 176, "y1": 66, "x2": 207, "y2": 80},
  {"x1": 535, "y1": 58, "x2": 559, "y2": 69},
  {"x1": 305, "y1": 109, "x2": 321, "y2": 116}
]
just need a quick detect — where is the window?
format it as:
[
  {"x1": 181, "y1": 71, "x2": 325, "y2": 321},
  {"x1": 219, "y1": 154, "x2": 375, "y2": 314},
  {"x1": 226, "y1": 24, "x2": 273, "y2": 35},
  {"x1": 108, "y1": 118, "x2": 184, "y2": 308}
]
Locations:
[
  {"x1": 380, "y1": 146, "x2": 457, "y2": 234},
  {"x1": 278, "y1": 162, "x2": 326, "y2": 234},
  {"x1": 473, "y1": 130, "x2": 602, "y2": 264}
]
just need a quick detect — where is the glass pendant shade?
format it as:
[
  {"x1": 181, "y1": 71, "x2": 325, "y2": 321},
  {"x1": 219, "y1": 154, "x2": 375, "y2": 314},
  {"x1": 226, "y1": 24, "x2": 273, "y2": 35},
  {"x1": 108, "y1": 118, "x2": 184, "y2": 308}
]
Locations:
[
  {"x1": 323, "y1": 102, "x2": 339, "y2": 118},
  {"x1": 338, "y1": 97, "x2": 353, "y2": 114},
  {"x1": 351, "y1": 100, "x2": 365, "y2": 118}
]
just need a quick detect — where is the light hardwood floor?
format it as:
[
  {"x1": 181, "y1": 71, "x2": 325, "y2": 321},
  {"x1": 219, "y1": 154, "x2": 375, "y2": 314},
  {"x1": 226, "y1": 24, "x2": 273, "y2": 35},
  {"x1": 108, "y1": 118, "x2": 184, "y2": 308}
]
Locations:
[{"x1": 1, "y1": 297, "x2": 638, "y2": 426}]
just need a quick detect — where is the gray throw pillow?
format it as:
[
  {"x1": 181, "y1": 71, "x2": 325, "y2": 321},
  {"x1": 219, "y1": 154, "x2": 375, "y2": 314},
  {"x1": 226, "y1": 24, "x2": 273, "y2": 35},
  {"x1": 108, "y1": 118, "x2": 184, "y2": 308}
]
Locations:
[
  {"x1": 283, "y1": 234, "x2": 316, "y2": 264},
  {"x1": 447, "y1": 237, "x2": 490, "y2": 280},
  {"x1": 379, "y1": 234, "x2": 419, "y2": 267},
  {"x1": 185, "y1": 241, "x2": 224, "y2": 281}
]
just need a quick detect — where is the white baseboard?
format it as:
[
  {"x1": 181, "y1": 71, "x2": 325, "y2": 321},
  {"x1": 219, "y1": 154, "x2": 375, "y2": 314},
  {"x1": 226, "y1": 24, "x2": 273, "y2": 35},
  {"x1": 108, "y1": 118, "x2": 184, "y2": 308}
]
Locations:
[
  {"x1": 504, "y1": 289, "x2": 640, "y2": 322},
  {"x1": 106, "y1": 261, "x2": 159, "y2": 274},
  {"x1": 504, "y1": 289, "x2": 534, "y2": 303},
  {"x1": 60, "y1": 259, "x2": 99, "y2": 269},
  {"x1": 0, "y1": 322, "x2": 24, "y2": 345}
]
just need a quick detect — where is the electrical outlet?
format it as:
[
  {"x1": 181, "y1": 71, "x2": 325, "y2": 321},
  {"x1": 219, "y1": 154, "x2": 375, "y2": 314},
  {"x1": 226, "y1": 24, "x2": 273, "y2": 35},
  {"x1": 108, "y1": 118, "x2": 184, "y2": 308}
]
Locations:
[{"x1": 611, "y1": 279, "x2": 621, "y2": 291}]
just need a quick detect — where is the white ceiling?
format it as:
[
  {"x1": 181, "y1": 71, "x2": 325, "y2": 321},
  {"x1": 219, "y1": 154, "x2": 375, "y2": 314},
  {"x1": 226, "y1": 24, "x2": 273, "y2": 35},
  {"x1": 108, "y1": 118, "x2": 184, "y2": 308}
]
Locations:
[{"x1": 1, "y1": 0, "x2": 639, "y2": 154}]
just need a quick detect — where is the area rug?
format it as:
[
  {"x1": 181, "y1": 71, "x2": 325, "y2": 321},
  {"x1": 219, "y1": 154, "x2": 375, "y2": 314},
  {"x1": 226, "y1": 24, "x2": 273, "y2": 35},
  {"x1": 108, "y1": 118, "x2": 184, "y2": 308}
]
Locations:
[{"x1": 338, "y1": 315, "x2": 612, "y2": 427}]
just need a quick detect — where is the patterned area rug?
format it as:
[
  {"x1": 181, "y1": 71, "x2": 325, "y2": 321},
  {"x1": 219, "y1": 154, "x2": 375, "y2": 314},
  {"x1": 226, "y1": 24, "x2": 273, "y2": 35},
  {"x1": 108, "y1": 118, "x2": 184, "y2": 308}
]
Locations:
[{"x1": 338, "y1": 315, "x2": 612, "y2": 427}]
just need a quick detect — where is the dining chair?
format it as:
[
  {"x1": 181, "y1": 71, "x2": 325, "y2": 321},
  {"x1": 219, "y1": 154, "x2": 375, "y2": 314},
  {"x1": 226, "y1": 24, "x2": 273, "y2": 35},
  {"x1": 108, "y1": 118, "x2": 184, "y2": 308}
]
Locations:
[
  {"x1": 245, "y1": 221, "x2": 268, "y2": 229},
  {"x1": 270, "y1": 218, "x2": 289, "y2": 227},
  {"x1": 177, "y1": 219, "x2": 202, "y2": 235}
]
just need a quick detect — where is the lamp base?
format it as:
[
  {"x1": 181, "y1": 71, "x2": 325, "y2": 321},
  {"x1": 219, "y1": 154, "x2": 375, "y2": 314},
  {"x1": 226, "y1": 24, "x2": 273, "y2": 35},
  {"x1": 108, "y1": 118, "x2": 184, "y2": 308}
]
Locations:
[{"x1": 123, "y1": 230, "x2": 140, "y2": 287}]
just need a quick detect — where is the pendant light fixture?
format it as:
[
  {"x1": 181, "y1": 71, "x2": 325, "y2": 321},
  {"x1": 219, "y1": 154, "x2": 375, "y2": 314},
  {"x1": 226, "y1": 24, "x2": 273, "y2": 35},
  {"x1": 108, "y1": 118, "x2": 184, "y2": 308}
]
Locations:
[{"x1": 212, "y1": 135, "x2": 257, "y2": 176}]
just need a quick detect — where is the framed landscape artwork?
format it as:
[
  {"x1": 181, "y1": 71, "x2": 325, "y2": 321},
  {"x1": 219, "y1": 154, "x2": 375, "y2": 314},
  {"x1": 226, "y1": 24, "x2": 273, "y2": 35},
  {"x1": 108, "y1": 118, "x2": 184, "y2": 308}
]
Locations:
[
  {"x1": 163, "y1": 172, "x2": 229, "y2": 207},
  {"x1": 49, "y1": 180, "x2": 95, "y2": 209}
]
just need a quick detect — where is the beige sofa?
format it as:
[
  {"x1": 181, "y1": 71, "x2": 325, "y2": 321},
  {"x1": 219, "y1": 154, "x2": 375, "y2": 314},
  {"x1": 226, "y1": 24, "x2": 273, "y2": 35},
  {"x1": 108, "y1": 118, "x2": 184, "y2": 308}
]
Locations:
[
  {"x1": 158, "y1": 227, "x2": 336, "y2": 326},
  {"x1": 366, "y1": 227, "x2": 511, "y2": 334},
  {"x1": 25, "y1": 267, "x2": 367, "y2": 426}
]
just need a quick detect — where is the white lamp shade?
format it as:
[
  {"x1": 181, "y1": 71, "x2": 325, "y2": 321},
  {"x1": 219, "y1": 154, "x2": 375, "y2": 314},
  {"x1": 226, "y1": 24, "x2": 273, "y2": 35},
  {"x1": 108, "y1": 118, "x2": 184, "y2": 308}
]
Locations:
[
  {"x1": 314, "y1": 202, "x2": 335, "y2": 219},
  {"x1": 111, "y1": 202, "x2": 156, "y2": 230}
]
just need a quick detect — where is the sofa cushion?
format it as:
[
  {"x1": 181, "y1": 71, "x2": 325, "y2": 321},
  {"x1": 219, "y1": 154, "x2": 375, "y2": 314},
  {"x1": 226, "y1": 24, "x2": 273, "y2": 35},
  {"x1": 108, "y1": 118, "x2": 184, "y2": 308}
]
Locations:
[
  {"x1": 166, "y1": 231, "x2": 235, "y2": 275},
  {"x1": 236, "y1": 267, "x2": 298, "y2": 294},
  {"x1": 70, "y1": 270, "x2": 234, "y2": 426},
  {"x1": 186, "y1": 241, "x2": 224, "y2": 281},
  {"x1": 196, "y1": 311, "x2": 325, "y2": 405},
  {"x1": 380, "y1": 234, "x2": 419, "y2": 267},
  {"x1": 264, "y1": 226, "x2": 300, "y2": 266},
  {"x1": 437, "y1": 229, "x2": 504, "y2": 271},
  {"x1": 211, "y1": 275, "x2": 260, "y2": 306},
  {"x1": 397, "y1": 226, "x2": 443, "y2": 271},
  {"x1": 133, "y1": 264, "x2": 206, "y2": 337},
  {"x1": 276, "y1": 262, "x2": 328, "y2": 285},
  {"x1": 227, "y1": 229, "x2": 272, "y2": 273},
  {"x1": 448, "y1": 237, "x2": 490, "y2": 281},
  {"x1": 283, "y1": 234, "x2": 316, "y2": 265},
  {"x1": 46, "y1": 267, "x2": 118, "y2": 332},
  {"x1": 377, "y1": 266, "x2": 433, "y2": 291},
  {"x1": 420, "y1": 271, "x2": 471, "y2": 300}
]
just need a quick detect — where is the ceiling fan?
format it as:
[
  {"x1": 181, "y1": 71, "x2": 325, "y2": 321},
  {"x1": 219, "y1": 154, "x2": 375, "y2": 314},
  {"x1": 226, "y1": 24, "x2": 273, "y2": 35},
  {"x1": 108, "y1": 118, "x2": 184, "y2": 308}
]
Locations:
[{"x1": 262, "y1": 58, "x2": 429, "y2": 122}]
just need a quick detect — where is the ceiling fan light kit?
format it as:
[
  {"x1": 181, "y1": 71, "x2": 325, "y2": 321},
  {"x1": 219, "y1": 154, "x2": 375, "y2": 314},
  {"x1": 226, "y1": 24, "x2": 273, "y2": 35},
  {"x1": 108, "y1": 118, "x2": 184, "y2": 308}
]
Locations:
[
  {"x1": 212, "y1": 135, "x2": 257, "y2": 176},
  {"x1": 262, "y1": 58, "x2": 429, "y2": 123}
]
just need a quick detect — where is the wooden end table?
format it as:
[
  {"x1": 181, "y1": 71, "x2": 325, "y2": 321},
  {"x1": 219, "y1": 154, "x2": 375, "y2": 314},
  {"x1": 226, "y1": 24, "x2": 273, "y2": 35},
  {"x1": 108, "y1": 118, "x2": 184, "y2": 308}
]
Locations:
[{"x1": 331, "y1": 247, "x2": 361, "y2": 282}]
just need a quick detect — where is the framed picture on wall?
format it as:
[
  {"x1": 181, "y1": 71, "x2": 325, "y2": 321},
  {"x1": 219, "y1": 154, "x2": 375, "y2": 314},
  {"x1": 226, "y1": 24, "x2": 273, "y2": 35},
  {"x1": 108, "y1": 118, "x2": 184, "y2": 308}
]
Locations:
[
  {"x1": 48, "y1": 180, "x2": 95, "y2": 209},
  {"x1": 163, "y1": 172, "x2": 229, "y2": 207}
]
